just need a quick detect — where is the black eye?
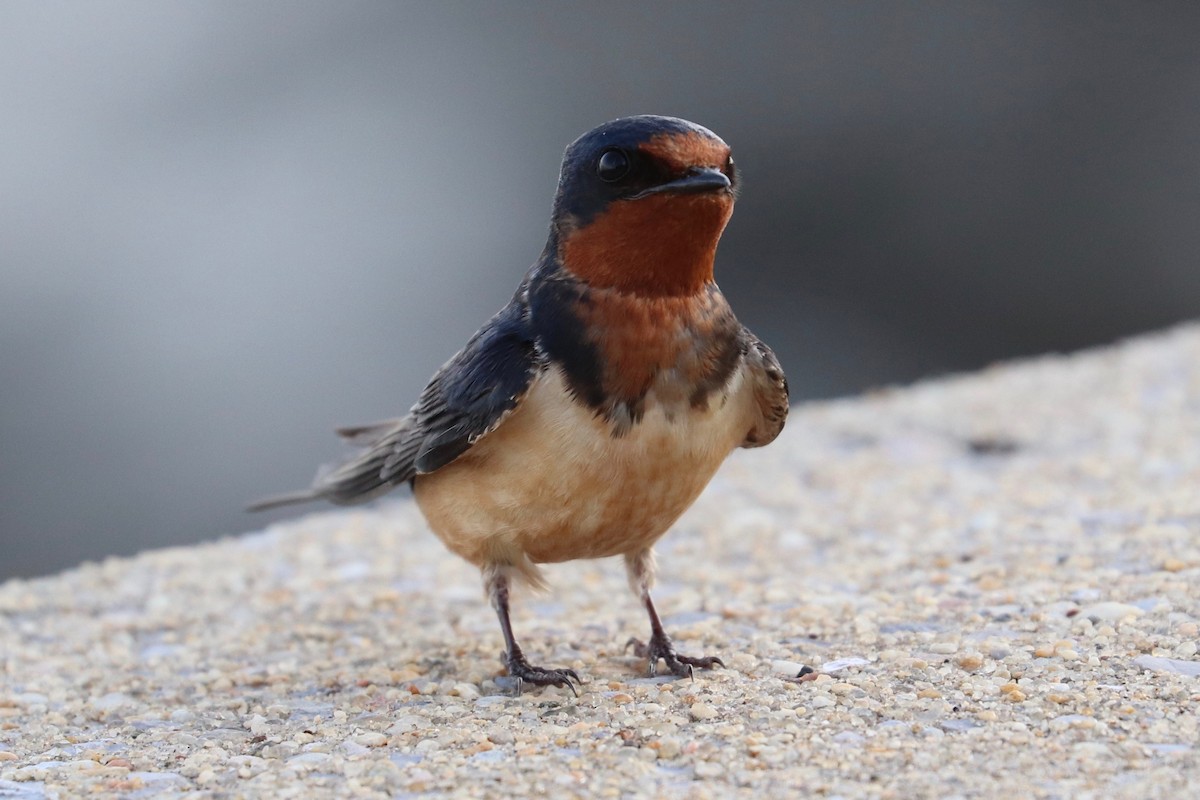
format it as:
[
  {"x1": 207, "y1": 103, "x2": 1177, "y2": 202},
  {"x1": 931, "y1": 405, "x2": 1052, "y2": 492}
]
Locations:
[{"x1": 596, "y1": 148, "x2": 631, "y2": 182}]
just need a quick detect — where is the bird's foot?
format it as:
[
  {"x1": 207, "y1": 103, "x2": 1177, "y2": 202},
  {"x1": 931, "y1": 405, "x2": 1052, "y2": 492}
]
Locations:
[
  {"x1": 503, "y1": 651, "x2": 581, "y2": 696},
  {"x1": 625, "y1": 635, "x2": 724, "y2": 679}
]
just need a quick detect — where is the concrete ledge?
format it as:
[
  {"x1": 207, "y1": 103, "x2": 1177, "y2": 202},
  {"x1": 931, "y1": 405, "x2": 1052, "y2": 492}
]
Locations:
[{"x1": 3, "y1": 325, "x2": 1200, "y2": 797}]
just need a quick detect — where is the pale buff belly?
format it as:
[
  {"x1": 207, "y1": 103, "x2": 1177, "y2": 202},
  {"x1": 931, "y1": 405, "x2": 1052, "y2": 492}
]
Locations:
[{"x1": 412, "y1": 366, "x2": 752, "y2": 569}]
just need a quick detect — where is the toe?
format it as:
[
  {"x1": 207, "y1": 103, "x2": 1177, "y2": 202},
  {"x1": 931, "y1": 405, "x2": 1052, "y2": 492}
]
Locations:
[
  {"x1": 506, "y1": 660, "x2": 583, "y2": 696},
  {"x1": 679, "y1": 654, "x2": 724, "y2": 670}
]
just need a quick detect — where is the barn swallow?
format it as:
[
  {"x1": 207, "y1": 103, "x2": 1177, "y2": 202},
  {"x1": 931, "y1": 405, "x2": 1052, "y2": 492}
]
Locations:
[{"x1": 250, "y1": 115, "x2": 789, "y2": 693}]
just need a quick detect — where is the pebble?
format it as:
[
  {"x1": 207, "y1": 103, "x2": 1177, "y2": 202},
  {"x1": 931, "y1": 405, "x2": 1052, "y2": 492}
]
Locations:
[
  {"x1": 486, "y1": 727, "x2": 515, "y2": 745},
  {"x1": 819, "y1": 657, "x2": 870, "y2": 672},
  {"x1": 657, "y1": 736, "x2": 682, "y2": 759},
  {"x1": 286, "y1": 753, "x2": 330, "y2": 766},
  {"x1": 352, "y1": 732, "x2": 388, "y2": 748},
  {"x1": 956, "y1": 653, "x2": 984, "y2": 670},
  {"x1": 998, "y1": 682, "x2": 1029, "y2": 702},
  {"x1": 1133, "y1": 656, "x2": 1200, "y2": 677},
  {"x1": 89, "y1": 693, "x2": 130, "y2": 712},
  {"x1": 450, "y1": 682, "x2": 481, "y2": 700},
  {"x1": 340, "y1": 740, "x2": 370, "y2": 757},
  {"x1": 771, "y1": 660, "x2": 808, "y2": 676},
  {"x1": 386, "y1": 715, "x2": 428, "y2": 735},
  {"x1": 1079, "y1": 602, "x2": 1144, "y2": 623}
]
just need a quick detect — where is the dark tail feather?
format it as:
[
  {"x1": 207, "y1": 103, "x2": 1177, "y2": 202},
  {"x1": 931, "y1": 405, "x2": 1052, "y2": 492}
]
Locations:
[
  {"x1": 246, "y1": 489, "x2": 322, "y2": 512},
  {"x1": 335, "y1": 418, "x2": 404, "y2": 445},
  {"x1": 247, "y1": 445, "x2": 399, "y2": 513},
  {"x1": 248, "y1": 421, "x2": 414, "y2": 513}
]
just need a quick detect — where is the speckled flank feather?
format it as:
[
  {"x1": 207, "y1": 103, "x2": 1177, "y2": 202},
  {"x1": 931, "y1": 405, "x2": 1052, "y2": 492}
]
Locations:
[{"x1": 740, "y1": 331, "x2": 789, "y2": 447}]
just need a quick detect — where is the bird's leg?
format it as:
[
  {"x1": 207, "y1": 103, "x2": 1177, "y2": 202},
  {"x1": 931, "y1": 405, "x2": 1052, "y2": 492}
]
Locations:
[
  {"x1": 485, "y1": 566, "x2": 579, "y2": 695},
  {"x1": 623, "y1": 549, "x2": 725, "y2": 679}
]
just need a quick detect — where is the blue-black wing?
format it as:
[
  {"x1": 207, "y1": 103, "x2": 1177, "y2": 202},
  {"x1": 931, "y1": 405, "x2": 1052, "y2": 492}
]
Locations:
[
  {"x1": 247, "y1": 293, "x2": 541, "y2": 511},
  {"x1": 392, "y1": 296, "x2": 541, "y2": 477}
]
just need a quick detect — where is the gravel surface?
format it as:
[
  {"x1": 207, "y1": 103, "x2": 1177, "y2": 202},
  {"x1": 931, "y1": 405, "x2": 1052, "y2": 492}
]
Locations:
[{"x1": 4, "y1": 325, "x2": 1200, "y2": 799}]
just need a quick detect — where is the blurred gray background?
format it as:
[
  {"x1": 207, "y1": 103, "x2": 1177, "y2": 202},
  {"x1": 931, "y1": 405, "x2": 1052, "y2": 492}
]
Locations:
[{"x1": 3, "y1": 2, "x2": 1199, "y2": 579}]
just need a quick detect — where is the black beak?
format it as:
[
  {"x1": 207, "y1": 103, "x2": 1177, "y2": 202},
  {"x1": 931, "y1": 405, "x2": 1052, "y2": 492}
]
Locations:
[{"x1": 633, "y1": 166, "x2": 732, "y2": 199}]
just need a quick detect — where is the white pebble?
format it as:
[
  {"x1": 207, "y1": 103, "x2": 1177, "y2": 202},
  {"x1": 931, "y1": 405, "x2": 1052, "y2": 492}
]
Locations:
[
  {"x1": 1133, "y1": 655, "x2": 1200, "y2": 676},
  {"x1": 353, "y1": 732, "x2": 388, "y2": 748},
  {"x1": 1080, "y1": 602, "x2": 1144, "y2": 622},
  {"x1": 451, "y1": 682, "x2": 481, "y2": 700},
  {"x1": 771, "y1": 660, "x2": 808, "y2": 676},
  {"x1": 821, "y1": 657, "x2": 870, "y2": 671}
]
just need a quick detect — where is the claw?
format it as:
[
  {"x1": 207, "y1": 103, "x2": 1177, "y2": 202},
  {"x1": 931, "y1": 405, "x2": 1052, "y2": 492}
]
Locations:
[
  {"x1": 627, "y1": 635, "x2": 724, "y2": 679},
  {"x1": 504, "y1": 652, "x2": 582, "y2": 696}
]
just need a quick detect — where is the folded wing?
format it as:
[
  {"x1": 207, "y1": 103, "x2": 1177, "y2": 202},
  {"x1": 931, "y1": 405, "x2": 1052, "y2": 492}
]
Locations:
[{"x1": 248, "y1": 294, "x2": 541, "y2": 511}]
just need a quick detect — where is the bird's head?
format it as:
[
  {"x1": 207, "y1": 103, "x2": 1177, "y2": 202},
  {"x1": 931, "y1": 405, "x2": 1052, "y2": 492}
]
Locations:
[{"x1": 549, "y1": 116, "x2": 737, "y2": 297}]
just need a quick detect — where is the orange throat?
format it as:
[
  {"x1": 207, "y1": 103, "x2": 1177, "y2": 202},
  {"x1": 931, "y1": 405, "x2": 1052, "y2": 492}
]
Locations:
[{"x1": 559, "y1": 193, "x2": 733, "y2": 297}]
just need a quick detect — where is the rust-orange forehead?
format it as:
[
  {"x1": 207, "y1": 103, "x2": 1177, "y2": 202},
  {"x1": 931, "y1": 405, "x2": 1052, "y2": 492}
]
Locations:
[{"x1": 638, "y1": 131, "x2": 730, "y2": 173}]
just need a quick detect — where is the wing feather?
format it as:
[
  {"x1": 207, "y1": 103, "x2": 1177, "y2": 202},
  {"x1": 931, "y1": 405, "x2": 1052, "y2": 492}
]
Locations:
[
  {"x1": 248, "y1": 292, "x2": 540, "y2": 510},
  {"x1": 739, "y1": 328, "x2": 789, "y2": 448}
]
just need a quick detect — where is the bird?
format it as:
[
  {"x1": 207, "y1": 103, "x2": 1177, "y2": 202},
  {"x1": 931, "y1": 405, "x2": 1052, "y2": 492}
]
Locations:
[{"x1": 249, "y1": 115, "x2": 788, "y2": 693}]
